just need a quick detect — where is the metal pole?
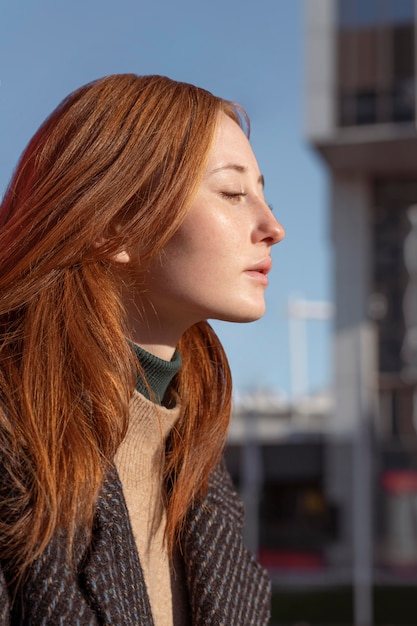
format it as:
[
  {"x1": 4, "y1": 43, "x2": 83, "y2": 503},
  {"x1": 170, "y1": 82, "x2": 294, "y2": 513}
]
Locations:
[
  {"x1": 288, "y1": 295, "x2": 334, "y2": 406},
  {"x1": 352, "y1": 328, "x2": 374, "y2": 626},
  {"x1": 289, "y1": 296, "x2": 309, "y2": 404},
  {"x1": 241, "y1": 409, "x2": 262, "y2": 556}
]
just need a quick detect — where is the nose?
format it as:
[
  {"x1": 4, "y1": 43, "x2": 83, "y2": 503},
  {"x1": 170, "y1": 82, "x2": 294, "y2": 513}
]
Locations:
[{"x1": 255, "y1": 201, "x2": 285, "y2": 246}]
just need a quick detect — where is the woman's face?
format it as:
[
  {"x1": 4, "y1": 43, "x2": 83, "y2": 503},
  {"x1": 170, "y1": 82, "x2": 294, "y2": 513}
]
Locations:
[{"x1": 126, "y1": 113, "x2": 285, "y2": 341}]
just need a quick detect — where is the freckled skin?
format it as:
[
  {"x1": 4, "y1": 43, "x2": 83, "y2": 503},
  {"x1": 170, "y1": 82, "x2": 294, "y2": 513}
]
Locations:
[{"x1": 118, "y1": 113, "x2": 285, "y2": 359}]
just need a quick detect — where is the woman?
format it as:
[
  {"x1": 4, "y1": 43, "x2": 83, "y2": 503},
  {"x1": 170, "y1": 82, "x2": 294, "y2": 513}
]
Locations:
[{"x1": 0, "y1": 74, "x2": 284, "y2": 625}]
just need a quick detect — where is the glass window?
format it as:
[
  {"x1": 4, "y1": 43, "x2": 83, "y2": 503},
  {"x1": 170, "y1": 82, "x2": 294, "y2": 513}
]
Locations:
[
  {"x1": 356, "y1": 90, "x2": 378, "y2": 124},
  {"x1": 339, "y1": 93, "x2": 356, "y2": 126},
  {"x1": 338, "y1": 0, "x2": 378, "y2": 28},
  {"x1": 385, "y1": 0, "x2": 415, "y2": 24},
  {"x1": 339, "y1": 0, "x2": 415, "y2": 28},
  {"x1": 393, "y1": 25, "x2": 415, "y2": 79},
  {"x1": 391, "y1": 80, "x2": 415, "y2": 123},
  {"x1": 336, "y1": 0, "x2": 415, "y2": 126},
  {"x1": 338, "y1": 0, "x2": 356, "y2": 28},
  {"x1": 355, "y1": 0, "x2": 379, "y2": 26}
]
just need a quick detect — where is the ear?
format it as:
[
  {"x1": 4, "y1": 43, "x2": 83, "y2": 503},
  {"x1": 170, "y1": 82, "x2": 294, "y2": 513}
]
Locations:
[
  {"x1": 93, "y1": 232, "x2": 131, "y2": 264},
  {"x1": 112, "y1": 250, "x2": 131, "y2": 264}
]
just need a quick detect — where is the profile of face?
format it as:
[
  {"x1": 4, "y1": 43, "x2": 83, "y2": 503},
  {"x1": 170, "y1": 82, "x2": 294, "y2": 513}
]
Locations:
[{"x1": 118, "y1": 113, "x2": 285, "y2": 347}]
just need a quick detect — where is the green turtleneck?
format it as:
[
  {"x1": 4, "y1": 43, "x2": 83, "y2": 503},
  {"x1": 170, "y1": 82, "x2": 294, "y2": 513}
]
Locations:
[{"x1": 131, "y1": 343, "x2": 182, "y2": 405}]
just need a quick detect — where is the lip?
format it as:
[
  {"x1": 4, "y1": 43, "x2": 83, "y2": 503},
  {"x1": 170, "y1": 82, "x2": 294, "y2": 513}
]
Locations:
[{"x1": 244, "y1": 257, "x2": 272, "y2": 285}]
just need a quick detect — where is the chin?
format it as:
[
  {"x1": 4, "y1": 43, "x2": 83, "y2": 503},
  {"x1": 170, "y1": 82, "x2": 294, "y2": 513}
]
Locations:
[{"x1": 215, "y1": 304, "x2": 266, "y2": 324}]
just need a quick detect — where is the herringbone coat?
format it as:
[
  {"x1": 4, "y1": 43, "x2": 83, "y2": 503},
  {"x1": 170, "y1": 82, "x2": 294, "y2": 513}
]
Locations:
[{"x1": 0, "y1": 462, "x2": 271, "y2": 625}]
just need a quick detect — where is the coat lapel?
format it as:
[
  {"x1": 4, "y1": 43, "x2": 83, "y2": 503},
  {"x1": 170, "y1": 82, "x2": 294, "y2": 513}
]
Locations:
[
  {"x1": 81, "y1": 468, "x2": 154, "y2": 625},
  {"x1": 182, "y1": 462, "x2": 271, "y2": 626}
]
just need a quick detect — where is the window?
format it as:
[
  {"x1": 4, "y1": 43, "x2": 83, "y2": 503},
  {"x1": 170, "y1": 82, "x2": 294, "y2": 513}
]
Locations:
[
  {"x1": 385, "y1": 0, "x2": 415, "y2": 25},
  {"x1": 373, "y1": 181, "x2": 417, "y2": 374},
  {"x1": 338, "y1": 0, "x2": 414, "y2": 28},
  {"x1": 339, "y1": 0, "x2": 378, "y2": 29},
  {"x1": 336, "y1": 0, "x2": 415, "y2": 126}
]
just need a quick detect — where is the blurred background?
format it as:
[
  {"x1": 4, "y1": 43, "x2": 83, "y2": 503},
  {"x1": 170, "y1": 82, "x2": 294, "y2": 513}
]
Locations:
[
  {"x1": 2, "y1": 0, "x2": 417, "y2": 624},
  {"x1": 227, "y1": 1, "x2": 417, "y2": 625}
]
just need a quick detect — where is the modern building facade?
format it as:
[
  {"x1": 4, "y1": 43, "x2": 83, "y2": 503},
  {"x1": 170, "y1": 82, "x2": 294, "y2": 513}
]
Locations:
[
  {"x1": 226, "y1": 389, "x2": 333, "y2": 567},
  {"x1": 306, "y1": 0, "x2": 417, "y2": 623}
]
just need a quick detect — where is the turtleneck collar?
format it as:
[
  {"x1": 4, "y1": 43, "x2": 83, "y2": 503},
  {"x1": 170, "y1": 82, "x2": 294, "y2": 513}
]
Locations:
[{"x1": 131, "y1": 343, "x2": 182, "y2": 405}]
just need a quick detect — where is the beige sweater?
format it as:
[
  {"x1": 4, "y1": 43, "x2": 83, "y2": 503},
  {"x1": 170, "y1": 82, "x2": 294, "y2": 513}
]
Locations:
[{"x1": 114, "y1": 390, "x2": 189, "y2": 625}]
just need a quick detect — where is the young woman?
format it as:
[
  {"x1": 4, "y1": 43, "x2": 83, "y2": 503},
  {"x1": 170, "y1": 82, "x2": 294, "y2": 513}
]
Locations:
[{"x1": 0, "y1": 74, "x2": 284, "y2": 625}]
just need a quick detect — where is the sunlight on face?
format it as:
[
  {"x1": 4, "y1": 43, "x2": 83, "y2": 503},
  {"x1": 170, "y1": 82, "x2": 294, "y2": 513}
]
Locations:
[
  {"x1": 142, "y1": 114, "x2": 284, "y2": 322},
  {"x1": 121, "y1": 113, "x2": 285, "y2": 353}
]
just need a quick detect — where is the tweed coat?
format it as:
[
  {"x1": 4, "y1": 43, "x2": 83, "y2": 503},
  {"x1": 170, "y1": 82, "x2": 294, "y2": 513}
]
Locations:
[{"x1": 0, "y1": 461, "x2": 271, "y2": 625}]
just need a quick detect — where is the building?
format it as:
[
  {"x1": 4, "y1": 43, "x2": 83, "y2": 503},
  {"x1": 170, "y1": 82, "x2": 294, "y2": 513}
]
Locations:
[
  {"x1": 226, "y1": 388, "x2": 333, "y2": 568},
  {"x1": 305, "y1": 0, "x2": 417, "y2": 623}
]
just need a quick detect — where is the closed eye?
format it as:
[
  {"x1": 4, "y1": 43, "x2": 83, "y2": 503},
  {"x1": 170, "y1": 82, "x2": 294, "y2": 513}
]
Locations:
[{"x1": 220, "y1": 191, "x2": 247, "y2": 202}]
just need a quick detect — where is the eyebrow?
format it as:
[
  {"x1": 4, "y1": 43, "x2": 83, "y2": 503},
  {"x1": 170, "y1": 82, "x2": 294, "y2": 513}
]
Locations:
[{"x1": 207, "y1": 164, "x2": 265, "y2": 188}]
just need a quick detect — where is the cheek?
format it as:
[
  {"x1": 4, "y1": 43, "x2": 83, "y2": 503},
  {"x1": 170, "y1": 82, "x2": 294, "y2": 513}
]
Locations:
[
  {"x1": 163, "y1": 225, "x2": 217, "y2": 267},
  {"x1": 151, "y1": 208, "x2": 241, "y2": 288}
]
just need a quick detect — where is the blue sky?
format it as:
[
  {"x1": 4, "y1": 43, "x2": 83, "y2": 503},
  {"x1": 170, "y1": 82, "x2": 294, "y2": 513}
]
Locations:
[{"x1": 0, "y1": 0, "x2": 332, "y2": 398}]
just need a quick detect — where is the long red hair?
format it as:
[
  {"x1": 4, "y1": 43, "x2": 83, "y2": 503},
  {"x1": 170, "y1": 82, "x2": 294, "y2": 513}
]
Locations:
[{"x1": 0, "y1": 74, "x2": 246, "y2": 581}]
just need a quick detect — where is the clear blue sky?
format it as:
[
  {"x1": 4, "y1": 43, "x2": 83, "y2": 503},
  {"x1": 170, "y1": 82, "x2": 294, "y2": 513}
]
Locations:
[{"x1": 0, "y1": 0, "x2": 331, "y2": 398}]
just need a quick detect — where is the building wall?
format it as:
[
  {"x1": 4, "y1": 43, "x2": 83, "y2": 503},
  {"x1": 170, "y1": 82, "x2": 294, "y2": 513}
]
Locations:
[
  {"x1": 304, "y1": 0, "x2": 336, "y2": 141},
  {"x1": 331, "y1": 175, "x2": 376, "y2": 434},
  {"x1": 304, "y1": 0, "x2": 416, "y2": 578}
]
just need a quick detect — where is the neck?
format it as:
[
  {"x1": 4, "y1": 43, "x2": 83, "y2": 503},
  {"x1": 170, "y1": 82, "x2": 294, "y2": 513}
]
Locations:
[
  {"x1": 123, "y1": 297, "x2": 190, "y2": 361},
  {"x1": 116, "y1": 266, "x2": 195, "y2": 360},
  {"x1": 132, "y1": 340, "x2": 177, "y2": 362}
]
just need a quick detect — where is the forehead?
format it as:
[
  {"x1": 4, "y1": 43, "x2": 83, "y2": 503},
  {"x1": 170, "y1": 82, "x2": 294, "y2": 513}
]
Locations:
[{"x1": 205, "y1": 114, "x2": 259, "y2": 172}]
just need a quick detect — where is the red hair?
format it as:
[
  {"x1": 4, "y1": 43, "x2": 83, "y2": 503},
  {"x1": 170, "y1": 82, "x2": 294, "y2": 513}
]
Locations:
[{"x1": 0, "y1": 74, "x2": 247, "y2": 582}]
